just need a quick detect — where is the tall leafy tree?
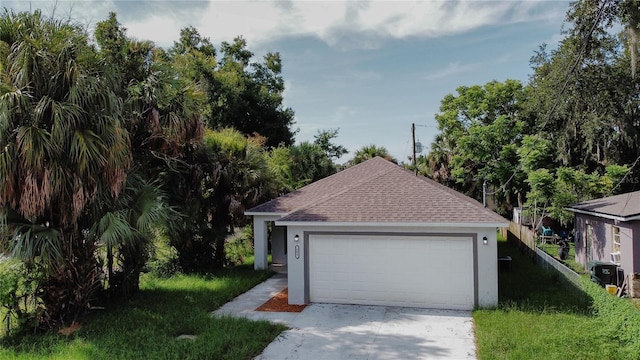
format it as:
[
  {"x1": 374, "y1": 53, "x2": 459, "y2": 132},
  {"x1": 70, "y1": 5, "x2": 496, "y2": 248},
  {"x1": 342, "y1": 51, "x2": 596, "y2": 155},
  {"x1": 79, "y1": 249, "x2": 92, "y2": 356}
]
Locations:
[
  {"x1": 168, "y1": 128, "x2": 276, "y2": 271},
  {"x1": 313, "y1": 128, "x2": 348, "y2": 160},
  {"x1": 425, "y1": 0, "x2": 640, "y2": 222},
  {"x1": 524, "y1": 165, "x2": 629, "y2": 226},
  {"x1": 428, "y1": 80, "x2": 529, "y2": 214},
  {"x1": 289, "y1": 142, "x2": 337, "y2": 187},
  {"x1": 527, "y1": 1, "x2": 640, "y2": 172},
  {"x1": 266, "y1": 129, "x2": 346, "y2": 191},
  {"x1": 94, "y1": 13, "x2": 204, "y2": 291},
  {"x1": 170, "y1": 31, "x2": 296, "y2": 147}
]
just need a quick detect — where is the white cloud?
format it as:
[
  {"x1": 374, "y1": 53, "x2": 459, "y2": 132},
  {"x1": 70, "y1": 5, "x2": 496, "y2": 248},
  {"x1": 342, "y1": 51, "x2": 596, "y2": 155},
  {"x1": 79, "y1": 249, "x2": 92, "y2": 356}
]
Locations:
[
  {"x1": 3, "y1": 0, "x2": 116, "y2": 28},
  {"x1": 124, "y1": 14, "x2": 182, "y2": 45},
  {"x1": 119, "y1": 0, "x2": 568, "y2": 49},
  {"x1": 3, "y1": 0, "x2": 569, "y2": 49}
]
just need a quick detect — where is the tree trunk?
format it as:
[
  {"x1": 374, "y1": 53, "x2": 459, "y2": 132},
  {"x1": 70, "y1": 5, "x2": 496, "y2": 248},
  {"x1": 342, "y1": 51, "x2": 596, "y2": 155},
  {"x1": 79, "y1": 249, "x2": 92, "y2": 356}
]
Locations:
[
  {"x1": 107, "y1": 245, "x2": 114, "y2": 290},
  {"x1": 37, "y1": 234, "x2": 101, "y2": 329}
]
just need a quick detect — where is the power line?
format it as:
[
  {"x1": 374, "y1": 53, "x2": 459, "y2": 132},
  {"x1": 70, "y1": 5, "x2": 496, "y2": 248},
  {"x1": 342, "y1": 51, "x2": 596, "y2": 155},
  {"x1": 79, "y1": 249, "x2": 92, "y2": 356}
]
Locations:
[
  {"x1": 485, "y1": 0, "x2": 612, "y2": 196},
  {"x1": 609, "y1": 153, "x2": 640, "y2": 195},
  {"x1": 610, "y1": 153, "x2": 640, "y2": 216}
]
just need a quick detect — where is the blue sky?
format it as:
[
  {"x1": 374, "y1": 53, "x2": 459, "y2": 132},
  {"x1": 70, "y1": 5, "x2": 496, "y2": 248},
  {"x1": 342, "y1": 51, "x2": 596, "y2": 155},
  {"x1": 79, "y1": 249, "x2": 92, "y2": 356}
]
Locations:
[{"x1": 2, "y1": 0, "x2": 571, "y2": 163}]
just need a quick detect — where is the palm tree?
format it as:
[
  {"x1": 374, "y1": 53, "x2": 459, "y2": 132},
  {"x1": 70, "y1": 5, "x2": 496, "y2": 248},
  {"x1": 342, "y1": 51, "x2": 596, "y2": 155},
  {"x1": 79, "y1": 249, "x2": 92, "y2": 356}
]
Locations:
[
  {"x1": 167, "y1": 129, "x2": 278, "y2": 271},
  {"x1": 427, "y1": 134, "x2": 456, "y2": 186},
  {"x1": 0, "y1": 10, "x2": 131, "y2": 327},
  {"x1": 89, "y1": 173, "x2": 173, "y2": 297},
  {"x1": 94, "y1": 13, "x2": 207, "y2": 286},
  {"x1": 350, "y1": 145, "x2": 396, "y2": 165}
]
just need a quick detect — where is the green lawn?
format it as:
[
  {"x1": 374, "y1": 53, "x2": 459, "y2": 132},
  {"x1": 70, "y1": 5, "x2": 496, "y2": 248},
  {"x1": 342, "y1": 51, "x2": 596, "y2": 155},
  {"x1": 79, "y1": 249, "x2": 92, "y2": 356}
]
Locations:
[
  {"x1": 0, "y1": 265, "x2": 286, "y2": 360},
  {"x1": 537, "y1": 240, "x2": 585, "y2": 274},
  {"x1": 474, "y1": 237, "x2": 640, "y2": 359}
]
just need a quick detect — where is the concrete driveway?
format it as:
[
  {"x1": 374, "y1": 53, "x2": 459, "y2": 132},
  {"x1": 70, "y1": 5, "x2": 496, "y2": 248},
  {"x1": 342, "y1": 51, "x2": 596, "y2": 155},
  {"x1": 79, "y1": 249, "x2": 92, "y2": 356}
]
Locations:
[{"x1": 213, "y1": 274, "x2": 476, "y2": 360}]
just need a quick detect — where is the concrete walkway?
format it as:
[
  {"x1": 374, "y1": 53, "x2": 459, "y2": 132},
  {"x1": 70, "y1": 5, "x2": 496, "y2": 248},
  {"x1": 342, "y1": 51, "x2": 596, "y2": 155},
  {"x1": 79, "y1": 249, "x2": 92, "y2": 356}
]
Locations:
[
  {"x1": 213, "y1": 273, "x2": 301, "y2": 325},
  {"x1": 212, "y1": 275, "x2": 476, "y2": 360}
]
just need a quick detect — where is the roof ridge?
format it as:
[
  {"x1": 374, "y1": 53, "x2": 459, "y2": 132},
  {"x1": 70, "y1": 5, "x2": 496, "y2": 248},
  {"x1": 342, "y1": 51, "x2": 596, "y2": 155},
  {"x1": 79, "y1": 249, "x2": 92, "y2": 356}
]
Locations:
[
  {"x1": 287, "y1": 158, "x2": 397, "y2": 213},
  {"x1": 246, "y1": 157, "x2": 390, "y2": 213},
  {"x1": 571, "y1": 189, "x2": 640, "y2": 206},
  {"x1": 290, "y1": 160, "x2": 499, "y2": 218},
  {"x1": 568, "y1": 190, "x2": 640, "y2": 218}
]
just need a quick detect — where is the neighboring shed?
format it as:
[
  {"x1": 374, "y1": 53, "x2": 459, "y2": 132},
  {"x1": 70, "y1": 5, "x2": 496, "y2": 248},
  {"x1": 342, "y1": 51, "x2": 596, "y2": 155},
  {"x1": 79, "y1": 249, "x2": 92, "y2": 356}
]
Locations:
[
  {"x1": 567, "y1": 191, "x2": 640, "y2": 278},
  {"x1": 245, "y1": 157, "x2": 507, "y2": 310}
]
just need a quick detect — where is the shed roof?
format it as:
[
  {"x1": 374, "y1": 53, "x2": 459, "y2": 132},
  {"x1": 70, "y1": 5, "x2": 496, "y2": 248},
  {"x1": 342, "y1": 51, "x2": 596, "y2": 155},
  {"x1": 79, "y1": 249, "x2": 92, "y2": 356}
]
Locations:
[
  {"x1": 567, "y1": 190, "x2": 640, "y2": 221},
  {"x1": 247, "y1": 157, "x2": 506, "y2": 225}
]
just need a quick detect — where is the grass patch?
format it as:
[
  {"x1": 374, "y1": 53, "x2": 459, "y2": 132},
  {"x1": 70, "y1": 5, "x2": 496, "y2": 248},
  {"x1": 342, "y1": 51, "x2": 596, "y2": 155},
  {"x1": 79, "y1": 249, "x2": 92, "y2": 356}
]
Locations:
[
  {"x1": 475, "y1": 237, "x2": 640, "y2": 359},
  {"x1": 538, "y1": 241, "x2": 586, "y2": 274},
  {"x1": 0, "y1": 265, "x2": 286, "y2": 360}
]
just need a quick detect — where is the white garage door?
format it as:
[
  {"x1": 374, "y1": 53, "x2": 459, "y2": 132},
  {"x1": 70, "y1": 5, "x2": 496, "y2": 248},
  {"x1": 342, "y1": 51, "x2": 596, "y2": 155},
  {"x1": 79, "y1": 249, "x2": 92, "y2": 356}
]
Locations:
[{"x1": 308, "y1": 234, "x2": 475, "y2": 310}]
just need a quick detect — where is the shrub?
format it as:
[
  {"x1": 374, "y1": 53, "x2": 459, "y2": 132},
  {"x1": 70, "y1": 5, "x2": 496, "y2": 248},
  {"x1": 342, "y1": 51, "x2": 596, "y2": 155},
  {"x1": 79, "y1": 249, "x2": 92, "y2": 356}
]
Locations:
[
  {"x1": 0, "y1": 259, "x2": 41, "y2": 335},
  {"x1": 583, "y1": 279, "x2": 640, "y2": 357},
  {"x1": 147, "y1": 232, "x2": 182, "y2": 278},
  {"x1": 225, "y1": 226, "x2": 254, "y2": 266}
]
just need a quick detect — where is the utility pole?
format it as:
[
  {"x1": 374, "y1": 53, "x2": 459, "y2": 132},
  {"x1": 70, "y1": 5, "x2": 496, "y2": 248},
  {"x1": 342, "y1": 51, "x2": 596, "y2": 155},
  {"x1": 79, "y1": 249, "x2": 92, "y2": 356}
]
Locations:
[
  {"x1": 412, "y1": 123, "x2": 416, "y2": 167},
  {"x1": 482, "y1": 180, "x2": 487, "y2": 208}
]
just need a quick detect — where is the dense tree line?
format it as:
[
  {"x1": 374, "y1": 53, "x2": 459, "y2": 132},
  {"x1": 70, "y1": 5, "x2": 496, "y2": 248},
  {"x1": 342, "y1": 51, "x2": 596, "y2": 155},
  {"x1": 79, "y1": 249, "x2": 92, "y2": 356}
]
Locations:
[
  {"x1": 425, "y1": 0, "x2": 640, "y2": 225},
  {"x1": 0, "y1": 9, "x2": 351, "y2": 331}
]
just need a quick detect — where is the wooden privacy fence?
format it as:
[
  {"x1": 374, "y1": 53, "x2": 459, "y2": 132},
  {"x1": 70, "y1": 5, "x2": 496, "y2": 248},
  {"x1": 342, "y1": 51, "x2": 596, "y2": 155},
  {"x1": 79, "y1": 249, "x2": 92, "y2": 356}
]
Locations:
[
  {"x1": 506, "y1": 221, "x2": 536, "y2": 251},
  {"x1": 504, "y1": 221, "x2": 581, "y2": 287}
]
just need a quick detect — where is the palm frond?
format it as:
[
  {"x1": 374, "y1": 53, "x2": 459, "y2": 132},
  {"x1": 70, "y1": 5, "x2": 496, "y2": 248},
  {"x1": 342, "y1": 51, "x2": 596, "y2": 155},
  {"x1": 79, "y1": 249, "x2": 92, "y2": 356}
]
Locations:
[
  {"x1": 0, "y1": 85, "x2": 29, "y2": 129},
  {"x1": 129, "y1": 182, "x2": 171, "y2": 232},
  {"x1": 0, "y1": 143, "x2": 17, "y2": 205},
  {"x1": 70, "y1": 129, "x2": 107, "y2": 175},
  {"x1": 9, "y1": 222, "x2": 62, "y2": 269},
  {"x1": 16, "y1": 125, "x2": 53, "y2": 170},
  {"x1": 90, "y1": 211, "x2": 135, "y2": 249},
  {"x1": 50, "y1": 100, "x2": 83, "y2": 149}
]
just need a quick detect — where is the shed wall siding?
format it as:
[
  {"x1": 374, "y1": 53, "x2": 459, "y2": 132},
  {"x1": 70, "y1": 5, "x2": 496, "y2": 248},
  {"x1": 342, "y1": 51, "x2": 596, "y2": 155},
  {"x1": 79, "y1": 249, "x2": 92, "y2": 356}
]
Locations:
[
  {"x1": 619, "y1": 225, "x2": 634, "y2": 275},
  {"x1": 630, "y1": 222, "x2": 640, "y2": 274},
  {"x1": 575, "y1": 214, "x2": 637, "y2": 276},
  {"x1": 575, "y1": 214, "x2": 611, "y2": 266}
]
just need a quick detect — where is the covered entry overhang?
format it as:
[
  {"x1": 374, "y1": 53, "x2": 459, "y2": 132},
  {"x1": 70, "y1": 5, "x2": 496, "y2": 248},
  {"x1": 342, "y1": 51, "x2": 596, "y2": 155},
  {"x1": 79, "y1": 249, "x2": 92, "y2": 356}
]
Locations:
[{"x1": 245, "y1": 212, "x2": 285, "y2": 270}]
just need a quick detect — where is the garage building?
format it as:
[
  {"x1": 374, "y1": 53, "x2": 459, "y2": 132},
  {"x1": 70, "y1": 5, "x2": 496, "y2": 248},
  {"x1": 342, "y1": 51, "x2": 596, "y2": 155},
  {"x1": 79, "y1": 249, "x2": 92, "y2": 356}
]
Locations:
[{"x1": 246, "y1": 157, "x2": 507, "y2": 310}]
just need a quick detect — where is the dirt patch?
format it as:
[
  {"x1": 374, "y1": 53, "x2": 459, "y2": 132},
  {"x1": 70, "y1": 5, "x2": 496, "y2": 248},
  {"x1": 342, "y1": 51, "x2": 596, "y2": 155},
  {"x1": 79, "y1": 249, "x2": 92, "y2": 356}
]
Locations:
[
  {"x1": 255, "y1": 288, "x2": 307, "y2": 313},
  {"x1": 58, "y1": 322, "x2": 82, "y2": 336}
]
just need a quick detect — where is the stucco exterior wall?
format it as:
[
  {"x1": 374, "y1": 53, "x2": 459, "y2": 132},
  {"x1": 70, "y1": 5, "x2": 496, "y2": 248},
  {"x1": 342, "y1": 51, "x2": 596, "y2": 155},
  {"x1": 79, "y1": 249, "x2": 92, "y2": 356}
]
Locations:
[
  {"x1": 271, "y1": 226, "x2": 287, "y2": 264},
  {"x1": 252, "y1": 214, "x2": 283, "y2": 270},
  {"x1": 283, "y1": 224, "x2": 499, "y2": 309}
]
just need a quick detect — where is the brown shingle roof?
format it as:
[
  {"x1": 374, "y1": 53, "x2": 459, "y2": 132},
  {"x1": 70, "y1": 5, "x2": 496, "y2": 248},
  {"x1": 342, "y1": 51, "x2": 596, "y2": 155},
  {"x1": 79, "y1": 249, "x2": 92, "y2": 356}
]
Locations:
[
  {"x1": 247, "y1": 157, "x2": 507, "y2": 225},
  {"x1": 568, "y1": 190, "x2": 640, "y2": 220},
  {"x1": 246, "y1": 157, "x2": 393, "y2": 214}
]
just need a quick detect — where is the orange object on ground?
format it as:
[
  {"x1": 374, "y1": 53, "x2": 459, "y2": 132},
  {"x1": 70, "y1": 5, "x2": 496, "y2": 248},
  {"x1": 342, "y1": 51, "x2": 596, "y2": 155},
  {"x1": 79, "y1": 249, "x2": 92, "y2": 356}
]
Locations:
[{"x1": 255, "y1": 288, "x2": 307, "y2": 313}]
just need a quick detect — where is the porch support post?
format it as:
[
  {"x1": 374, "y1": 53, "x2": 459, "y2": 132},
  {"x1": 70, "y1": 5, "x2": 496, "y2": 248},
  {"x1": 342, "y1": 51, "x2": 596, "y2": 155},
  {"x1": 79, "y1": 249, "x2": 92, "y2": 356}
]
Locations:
[{"x1": 253, "y1": 218, "x2": 269, "y2": 270}]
